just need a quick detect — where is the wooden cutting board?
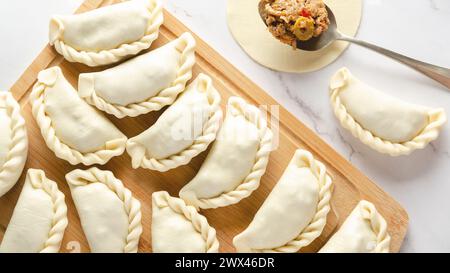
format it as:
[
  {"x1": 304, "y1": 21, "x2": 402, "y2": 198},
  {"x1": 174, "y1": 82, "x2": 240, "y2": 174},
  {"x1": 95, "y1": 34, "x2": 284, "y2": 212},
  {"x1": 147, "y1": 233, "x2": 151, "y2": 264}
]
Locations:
[{"x1": 0, "y1": 0, "x2": 408, "y2": 253}]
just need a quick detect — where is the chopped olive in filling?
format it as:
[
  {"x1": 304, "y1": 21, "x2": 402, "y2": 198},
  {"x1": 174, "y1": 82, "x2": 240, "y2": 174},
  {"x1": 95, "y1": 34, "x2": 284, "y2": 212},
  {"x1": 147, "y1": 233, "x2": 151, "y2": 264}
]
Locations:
[{"x1": 260, "y1": 0, "x2": 330, "y2": 48}]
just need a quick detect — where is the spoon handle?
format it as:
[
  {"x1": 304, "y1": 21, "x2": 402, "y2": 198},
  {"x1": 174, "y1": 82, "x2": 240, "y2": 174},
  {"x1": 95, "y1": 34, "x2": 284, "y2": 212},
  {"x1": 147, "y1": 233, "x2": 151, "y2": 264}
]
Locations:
[{"x1": 337, "y1": 34, "x2": 450, "y2": 89}]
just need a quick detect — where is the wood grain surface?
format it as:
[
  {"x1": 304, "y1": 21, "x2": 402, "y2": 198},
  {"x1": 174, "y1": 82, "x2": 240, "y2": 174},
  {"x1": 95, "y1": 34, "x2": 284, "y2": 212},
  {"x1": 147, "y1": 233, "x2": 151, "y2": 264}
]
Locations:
[{"x1": 0, "y1": 0, "x2": 408, "y2": 253}]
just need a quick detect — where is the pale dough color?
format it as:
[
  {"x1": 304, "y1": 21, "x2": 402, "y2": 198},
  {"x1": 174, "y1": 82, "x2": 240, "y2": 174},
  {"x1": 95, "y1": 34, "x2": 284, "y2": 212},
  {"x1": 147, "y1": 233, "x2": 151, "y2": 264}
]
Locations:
[
  {"x1": 320, "y1": 206, "x2": 377, "y2": 252},
  {"x1": 50, "y1": 0, "x2": 150, "y2": 52},
  {"x1": 0, "y1": 176, "x2": 53, "y2": 253},
  {"x1": 234, "y1": 166, "x2": 319, "y2": 251},
  {"x1": 0, "y1": 108, "x2": 12, "y2": 167},
  {"x1": 79, "y1": 42, "x2": 180, "y2": 106},
  {"x1": 129, "y1": 76, "x2": 212, "y2": 159},
  {"x1": 226, "y1": 0, "x2": 362, "y2": 73},
  {"x1": 180, "y1": 114, "x2": 260, "y2": 200},
  {"x1": 0, "y1": 92, "x2": 28, "y2": 198},
  {"x1": 319, "y1": 201, "x2": 384, "y2": 253},
  {"x1": 42, "y1": 68, "x2": 125, "y2": 153},
  {"x1": 152, "y1": 206, "x2": 206, "y2": 253},
  {"x1": 70, "y1": 182, "x2": 130, "y2": 253},
  {"x1": 336, "y1": 69, "x2": 429, "y2": 143}
]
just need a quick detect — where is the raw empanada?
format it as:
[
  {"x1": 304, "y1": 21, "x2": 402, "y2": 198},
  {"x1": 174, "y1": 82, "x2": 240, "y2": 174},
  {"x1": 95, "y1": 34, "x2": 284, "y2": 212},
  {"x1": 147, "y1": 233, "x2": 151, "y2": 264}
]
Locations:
[
  {"x1": 179, "y1": 96, "x2": 273, "y2": 209},
  {"x1": 30, "y1": 67, "x2": 127, "y2": 165},
  {"x1": 0, "y1": 169, "x2": 68, "y2": 253},
  {"x1": 66, "y1": 168, "x2": 142, "y2": 253},
  {"x1": 49, "y1": 0, "x2": 164, "y2": 67},
  {"x1": 152, "y1": 191, "x2": 219, "y2": 253},
  {"x1": 78, "y1": 32, "x2": 196, "y2": 118},
  {"x1": 330, "y1": 67, "x2": 447, "y2": 156},
  {"x1": 126, "y1": 73, "x2": 222, "y2": 172},
  {"x1": 319, "y1": 200, "x2": 391, "y2": 253},
  {"x1": 233, "y1": 149, "x2": 332, "y2": 253},
  {"x1": 0, "y1": 92, "x2": 28, "y2": 197}
]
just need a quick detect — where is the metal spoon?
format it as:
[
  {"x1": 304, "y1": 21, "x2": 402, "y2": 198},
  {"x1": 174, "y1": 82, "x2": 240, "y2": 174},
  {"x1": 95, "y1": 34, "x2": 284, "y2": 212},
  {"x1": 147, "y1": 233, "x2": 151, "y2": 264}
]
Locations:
[{"x1": 258, "y1": 3, "x2": 450, "y2": 89}]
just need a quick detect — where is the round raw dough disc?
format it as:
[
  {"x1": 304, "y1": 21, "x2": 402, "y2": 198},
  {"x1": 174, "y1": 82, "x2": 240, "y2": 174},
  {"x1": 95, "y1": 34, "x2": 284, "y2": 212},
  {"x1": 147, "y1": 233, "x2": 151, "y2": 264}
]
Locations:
[{"x1": 227, "y1": 0, "x2": 362, "y2": 73}]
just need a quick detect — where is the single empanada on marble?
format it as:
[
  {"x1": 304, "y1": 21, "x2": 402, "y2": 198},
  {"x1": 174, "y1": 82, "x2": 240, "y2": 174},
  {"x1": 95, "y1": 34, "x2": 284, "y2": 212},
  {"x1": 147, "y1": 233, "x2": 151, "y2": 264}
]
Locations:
[{"x1": 330, "y1": 67, "x2": 446, "y2": 156}]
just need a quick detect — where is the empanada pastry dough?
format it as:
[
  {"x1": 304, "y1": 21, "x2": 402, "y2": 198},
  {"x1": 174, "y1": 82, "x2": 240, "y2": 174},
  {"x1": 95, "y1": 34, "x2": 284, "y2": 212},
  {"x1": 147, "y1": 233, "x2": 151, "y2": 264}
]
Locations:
[
  {"x1": 233, "y1": 149, "x2": 332, "y2": 253},
  {"x1": 30, "y1": 67, "x2": 127, "y2": 165},
  {"x1": 126, "y1": 73, "x2": 222, "y2": 172},
  {"x1": 0, "y1": 169, "x2": 68, "y2": 253},
  {"x1": 319, "y1": 200, "x2": 391, "y2": 253},
  {"x1": 66, "y1": 168, "x2": 142, "y2": 253},
  {"x1": 0, "y1": 92, "x2": 28, "y2": 197},
  {"x1": 179, "y1": 96, "x2": 273, "y2": 209},
  {"x1": 330, "y1": 67, "x2": 447, "y2": 156},
  {"x1": 49, "y1": 0, "x2": 164, "y2": 67},
  {"x1": 152, "y1": 191, "x2": 219, "y2": 253},
  {"x1": 78, "y1": 32, "x2": 196, "y2": 118}
]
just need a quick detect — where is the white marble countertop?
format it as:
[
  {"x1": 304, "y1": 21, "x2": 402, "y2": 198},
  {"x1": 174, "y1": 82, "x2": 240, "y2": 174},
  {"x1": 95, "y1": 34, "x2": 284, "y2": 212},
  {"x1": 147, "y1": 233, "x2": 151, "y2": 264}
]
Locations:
[{"x1": 0, "y1": 0, "x2": 449, "y2": 252}]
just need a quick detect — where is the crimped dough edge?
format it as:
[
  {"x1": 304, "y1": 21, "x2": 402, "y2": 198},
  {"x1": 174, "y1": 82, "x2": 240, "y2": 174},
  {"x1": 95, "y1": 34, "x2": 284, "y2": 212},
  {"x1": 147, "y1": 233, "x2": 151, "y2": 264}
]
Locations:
[
  {"x1": 66, "y1": 167, "x2": 143, "y2": 253},
  {"x1": 233, "y1": 149, "x2": 333, "y2": 253},
  {"x1": 50, "y1": 0, "x2": 164, "y2": 67},
  {"x1": 0, "y1": 92, "x2": 28, "y2": 197},
  {"x1": 126, "y1": 73, "x2": 222, "y2": 172},
  {"x1": 179, "y1": 96, "x2": 274, "y2": 210},
  {"x1": 357, "y1": 200, "x2": 391, "y2": 253},
  {"x1": 330, "y1": 67, "x2": 447, "y2": 156},
  {"x1": 30, "y1": 66, "x2": 127, "y2": 166},
  {"x1": 152, "y1": 191, "x2": 219, "y2": 253},
  {"x1": 78, "y1": 32, "x2": 197, "y2": 118},
  {"x1": 13, "y1": 169, "x2": 68, "y2": 253}
]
